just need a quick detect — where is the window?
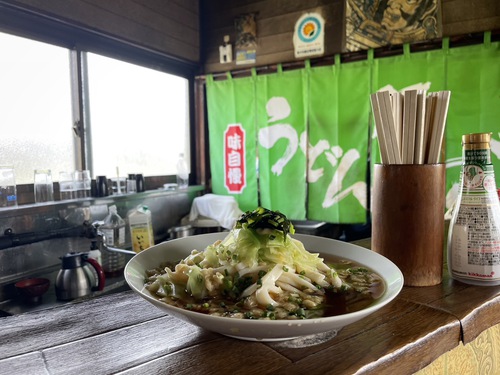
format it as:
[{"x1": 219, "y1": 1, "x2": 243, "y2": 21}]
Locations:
[
  {"x1": 0, "y1": 28, "x2": 191, "y2": 187},
  {"x1": 86, "y1": 53, "x2": 190, "y2": 178},
  {"x1": 0, "y1": 32, "x2": 74, "y2": 184}
]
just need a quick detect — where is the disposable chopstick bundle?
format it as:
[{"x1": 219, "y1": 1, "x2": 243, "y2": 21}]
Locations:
[
  {"x1": 402, "y1": 90, "x2": 417, "y2": 164},
  {"x1": 377, "y1": 91, "x2": 402, "y2": 164},
  {"x1": 370, "y1": 89, "x2": 451, "y2": 165},
  {"x1": 427, "y1": 91, "x2": 451, "y2": 163},
  {"x1": 370, "y1": 93, "x2": 390, "y2": 164}
]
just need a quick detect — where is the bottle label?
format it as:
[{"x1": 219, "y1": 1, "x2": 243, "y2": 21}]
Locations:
[
  {"x1": 450, "y1": 220, "x2": 500, "y2": 282},
  {"x1": 450, "y1": 187, "x2": 500, "y2": 282},
  {"x1": 131, "y1": 224, "x2": 154, "y2": 252},
  {"x1": 464, "y1": 149, "x2": 489, "y2": 167},
  {"x1": 450, "y1": 143, "x2": 500, "y2": 284},
  {"x1": 118, "y1": 226, "x2": 125, "y2": 245},
  {"x1": 101, "y1": 228, "x2": 115, "y2": 246},
  {"x1": 462, "y1": 163, "x2": 497, "y2": 192},
  {"x1": 463, "y1": 165, "x2": 486, "y2": 189}
]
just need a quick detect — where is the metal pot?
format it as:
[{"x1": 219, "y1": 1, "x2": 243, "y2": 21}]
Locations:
[{"x1": 168, "y1": 225, "x2": 194, "y2": 239}]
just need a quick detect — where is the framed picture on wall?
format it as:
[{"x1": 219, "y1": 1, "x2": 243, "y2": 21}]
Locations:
[
  {"x1": 235, "y1": 13, "x2": 257, "y2": 65},
  {"x1": 345, "y1": 0, "x2": 442, "y2": 52}
]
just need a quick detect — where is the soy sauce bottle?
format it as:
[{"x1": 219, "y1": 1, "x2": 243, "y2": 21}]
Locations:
[{"x1": 448, "y1": 133, "x2": 500, "y2": 285}]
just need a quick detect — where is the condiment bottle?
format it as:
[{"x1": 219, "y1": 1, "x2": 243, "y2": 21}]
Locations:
[
  {"x1": 100, "y1": 205, "x2": 126, "y2": 276},
  {"x1": 448, "y1": 132, "x2": 500, "y2": 285},
  {"x1": 128, "y1": 205, "x2": 155, "y2": 253}
]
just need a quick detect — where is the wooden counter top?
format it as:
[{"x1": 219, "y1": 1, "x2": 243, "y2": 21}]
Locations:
[{"x1": 1, "y1": 239, "x2": 500, "y2": 374}]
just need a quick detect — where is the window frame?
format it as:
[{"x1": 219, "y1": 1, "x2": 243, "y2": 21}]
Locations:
[{"x1": 0, "y1": 1, "x2": 200, "y2": 197}]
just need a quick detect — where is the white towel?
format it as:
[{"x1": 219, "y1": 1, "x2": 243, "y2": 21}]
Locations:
[{"x1": 189, "y1": 194, "x2": 243, "y2": 230}]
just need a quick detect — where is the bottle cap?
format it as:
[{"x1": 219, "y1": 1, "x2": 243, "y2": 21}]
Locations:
[{"x1": 462, "y1": 132, "x2": 491, "y2": 144}]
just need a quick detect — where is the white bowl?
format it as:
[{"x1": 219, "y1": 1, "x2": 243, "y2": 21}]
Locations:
[{"x1": 125, "y1": 233, "x2": 403, "y2": 342}]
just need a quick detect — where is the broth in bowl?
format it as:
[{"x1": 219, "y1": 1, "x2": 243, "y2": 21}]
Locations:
[{"x1": 144, "y1": 250, "x2": 385, "y2": 321}]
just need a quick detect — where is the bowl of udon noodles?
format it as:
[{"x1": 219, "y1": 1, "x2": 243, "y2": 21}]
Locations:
[{"x1": 125, "y1": 208, "x2": 403, "y2": 342}]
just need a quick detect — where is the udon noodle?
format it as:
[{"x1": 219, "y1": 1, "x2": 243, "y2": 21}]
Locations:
[{"x1": 144, "y1": 208, "x2": 384, "y2": 320}]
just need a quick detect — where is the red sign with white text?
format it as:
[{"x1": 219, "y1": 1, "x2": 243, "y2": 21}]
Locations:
[{"x1": 224, "y1": 124, "x2": 246, "y2": 193}]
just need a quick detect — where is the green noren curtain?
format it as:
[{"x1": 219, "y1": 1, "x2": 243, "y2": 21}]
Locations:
[
  {"x1": 255, "y1": 67, "x2": 308, "y2": 220},
  {"x1": 205, "y1": 34, "x2": 500, "y2": 223},
  {"x1": 307, "y1": 57, "x2": 370, "y2": 223},
  {"x1": 445, "y1": 36, "x2": 500, "y2": 195},
  {"x1": 206, "y1": 74, "x2": 259, "y2": 212}
]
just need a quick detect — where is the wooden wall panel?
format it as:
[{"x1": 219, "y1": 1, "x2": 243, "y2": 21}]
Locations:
[
  {"x1": 3, "y1": 0, "x2": 498, "y2": 71},
  {"x1": 4, "y1": 0, "x2": 200, "y2": 63},
  {"x1": 201, "y1": 0, "x2": 500, "y2": 74},
  {"x1": 201, "y1": 0, "x2": 344, "y2": 73},
  {"x1": 442, "y1": 0, "x2": 500, "y2": 35}
]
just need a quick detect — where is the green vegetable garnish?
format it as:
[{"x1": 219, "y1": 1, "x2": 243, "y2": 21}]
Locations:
[{"x1": 235, "y1": 207, "x2": 295, "y2": 241}]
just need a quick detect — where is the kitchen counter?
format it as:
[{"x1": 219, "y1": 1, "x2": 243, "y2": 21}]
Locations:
[
  {"x1": 0, "y1": 265, "x2": 130, "y2": 316},
  {"x1": 1, "y1": 238, "x2": 500, "y2": 374}
]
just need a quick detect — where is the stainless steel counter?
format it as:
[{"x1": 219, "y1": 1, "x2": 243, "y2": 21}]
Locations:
[{"x1": 0, "y1": 265, "x2": 129, "y2": 316}]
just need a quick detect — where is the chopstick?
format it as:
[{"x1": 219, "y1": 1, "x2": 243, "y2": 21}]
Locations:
[
  {"x1": 414, "y1": 90, "x2": 426, "y2": 164},
  {"x1": 370, "y1": 90, "x2": 451, "y2": 165},
  {"x1": 378, "y1": 91, "x2": 402, "y2": 164},
  {"x1": 391, "y1": 92, "x2": 403, "y2": 160},
  {"x1": 427, "y1": 91, "x2": 451, "y2": 163}
]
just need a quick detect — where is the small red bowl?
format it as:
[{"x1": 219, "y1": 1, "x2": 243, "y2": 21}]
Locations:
[{"x1": 15, "y1": 278, "x2": 50, "y2": 303}]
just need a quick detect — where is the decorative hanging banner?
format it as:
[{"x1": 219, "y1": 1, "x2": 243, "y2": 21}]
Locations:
[
  {"x1": 293, "y1": 13, "x2": 325, "y2": 58},
  {"x1": 206, "y1": 74, "x2": 258, "y2": 212},
  {"x1": 307, "y1": 58, "x2": 370, "y2": 224},
  {"x1": 255, "y1": 68, "x2": 308, "y2": 220},
  {"x1": 224, "y1": 124, "x2": 246, "y2": 193}
]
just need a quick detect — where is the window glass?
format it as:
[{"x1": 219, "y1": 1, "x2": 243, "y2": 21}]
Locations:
[
  {"x1": 0, "y1": 32, "x2": 74, "y2": 184},
  {"x1": 86, "y1": 53, "x2": 190, "y2": 179}
]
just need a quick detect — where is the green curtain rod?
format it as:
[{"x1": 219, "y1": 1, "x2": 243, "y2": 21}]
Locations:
[{"x1": 196, "y1": 29, "x2": 499, "y2": 81}]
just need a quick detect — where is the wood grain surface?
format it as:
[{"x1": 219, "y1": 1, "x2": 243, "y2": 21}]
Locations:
[{"x1": 2, "y1": 243, "x2": 499, "y2": 375}]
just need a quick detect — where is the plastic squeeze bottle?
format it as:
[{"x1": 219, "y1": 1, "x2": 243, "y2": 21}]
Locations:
[
  {"x1": 448, "y1": 132, "x2": 500, "y2": 286},
  {"x1": 128, "y1": 205, "x2": 155, "y2": 253}
]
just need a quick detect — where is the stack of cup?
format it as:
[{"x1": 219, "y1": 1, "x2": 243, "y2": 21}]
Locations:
[
  {"x1": 74, "y1": 170, "x2": 91, "y2": 198},
  {"x1": 34, "y1": 169, "x2": 54, "y2": 203},
  {"x1": 96, "y1": 176, "x2": 109, "y2": 197},
  {"x1": 59, "y1": 171, "x2": 76, "y2": 200},
  {"x1": 0, "y1": 166, "x2": 17, "y2": 207},
  {"x1": 127, "y1": 174, "x2": 137, "y2": 194}
]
